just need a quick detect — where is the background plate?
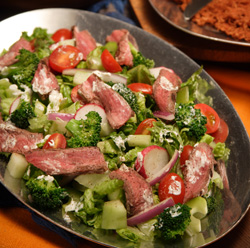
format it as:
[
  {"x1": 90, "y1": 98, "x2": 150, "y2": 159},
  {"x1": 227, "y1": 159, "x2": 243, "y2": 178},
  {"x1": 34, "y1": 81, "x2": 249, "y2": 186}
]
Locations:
[{"x1": 0, "y1": 8, "x2": 250, "y2": 248}]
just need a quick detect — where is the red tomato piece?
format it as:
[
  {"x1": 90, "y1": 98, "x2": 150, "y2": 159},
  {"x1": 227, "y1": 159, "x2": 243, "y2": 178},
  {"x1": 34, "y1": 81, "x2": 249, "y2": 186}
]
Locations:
[
  {"x1": 211, "y1": 118, "x2": 229, "y2": 143},
  {"x1": 127, "y1": 83, "x2": 153, "y2": 95},
  {"x1": 101, "y1": 49, "x2": 122, "y2": 73},
  {"x1": 134, "y1": 118, "x2": 156, "y2": 135},
  {"x1": 158, "y1": 173, "x2": 185, "y2": 204},
  {"x1": 71, "y1": 84, "x2": 85, "y2": 105},
  {"x1": 195, "y1": 103, "x2": 220, "y2": 134},
  {"x1": 43, "y1": 133, "x2": 67, "y2": 149},
  {"x1": 49, "y1": 45, "x2": 83, "y2": 73},
  {"x1": 52, "y1": 28, "x2": 73, "y2": 42},
  {"x1": 180, "y1": 145, "x2": 194, "y2": 166}
]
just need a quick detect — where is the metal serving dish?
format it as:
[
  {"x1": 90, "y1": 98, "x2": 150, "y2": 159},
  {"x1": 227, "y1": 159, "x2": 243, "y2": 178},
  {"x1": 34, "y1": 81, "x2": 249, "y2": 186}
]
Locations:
[{"x1": 0, "y1": 8, "x2": 249, "y2": 248}]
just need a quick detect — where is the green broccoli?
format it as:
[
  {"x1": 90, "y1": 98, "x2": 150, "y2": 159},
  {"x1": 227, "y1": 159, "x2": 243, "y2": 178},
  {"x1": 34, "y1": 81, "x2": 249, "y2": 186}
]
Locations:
[
  {"x1": 155, "y1": 203, "x2": 191, "y2": 241},
  {"x1": 203, "y1": 185, "x2": 224, "y2": 234},
  {"x1": 66, "y1": 111, "x2": 102, "y2": 148},
  {"x1": 25, "y1": 173, "x2": 69, "y2": 211},
  {"x1": 175, "y1": 102, "x2": 207, "y2": 141},
  {"x1": 0, "y1": 49, "x2": 39, "y2": 89},
  {"x1": 10, "y1": 99, "x2": 36, "y2": 129},
  {"x1": 132, "y1": 52, "x2": 155, "y2": 68}
]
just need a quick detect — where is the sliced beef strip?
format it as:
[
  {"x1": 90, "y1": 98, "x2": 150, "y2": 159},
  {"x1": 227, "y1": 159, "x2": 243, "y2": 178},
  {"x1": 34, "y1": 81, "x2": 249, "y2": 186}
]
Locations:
[
  {"x1": 31, "y1": 57, "x2": 59, "y2": 98},
  {"x1": 106, "y1": 29, "x2": 139, "y2": 50},
  {"x1": 181, "y1": 142, "x2": 216, "y2": 203},
  {"x1": 92, "y1": 74, "x2": 134, "y2": 129},
  {"x1": 25, "y1": 146, "x2": 108, "y2": 176},
  {"x1": 73, "y1": 26, "x2": 97, "y2": 60},
  {"x1": 115, "y1": 31, "x2": 134, "y2": 67},
  {"x1": 153, "y1": 68, "x2": 182, "y2": 114},
  {"x1": 0, "y1": 122, "x2": 43, "y2": 154},
  {"x1": 109, "y1": 164, "x2": 154, "y2": 216},
  {"x1": 0, "y1": 37, "x2": 34, "y2": 69}
]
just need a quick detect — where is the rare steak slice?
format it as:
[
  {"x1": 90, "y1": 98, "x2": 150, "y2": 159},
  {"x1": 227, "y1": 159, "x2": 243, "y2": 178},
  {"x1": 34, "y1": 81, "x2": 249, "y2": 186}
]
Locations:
[
  {"x1": 109, "y1": 164, "x2": 154, "y2": 216},
  {"x1": 25, "y1": 147, "x2": 108, "y2": 176},
  {"x1": 153, "y1": 68, "x2": 182, "y2": 114},
  {"x1": 181, "y1": 142, "x2": 216, "y2": 203},
  {"x1": 0, "y1": 122, "x2": 43, "y2": 154}
]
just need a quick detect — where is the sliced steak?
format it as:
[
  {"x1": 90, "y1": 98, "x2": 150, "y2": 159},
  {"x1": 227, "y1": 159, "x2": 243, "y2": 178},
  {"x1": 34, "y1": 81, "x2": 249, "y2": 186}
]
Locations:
[
  {"x1": 109, "y1": 164, "x2": 154, "y2": 216},
  {"x1": 92, "y1": 75, "x2": 134, "y2": 129},
  {"x1": 31, "y1": 57, "x2": 59, "y2": 98},
  {"x1": 115, "y1": 31, "x2": 134, "y2": 67},
  {"x1": 0, "y1": 37, "x2": 33, "y2": 69},
  {"x1": 181, "y1": 142, "x2": 216, "y2": 203},
  {"x1": 0, "y1": 122, "x2": 43, "y2": 154},
  {"x1": 153, "y1": 68, "x2": 182, "y2": 114},
  {"x1": 25, "y1": 147, "x2": 108, "y2": 176},
  {"x1": 73, "y1": 26, "x2": 97, "y2": 60},
  {"x1": 106, "y1": 29, "x2": 139, "y2": 50},
  {"x1": 77, "y1": 74, "x2": 103, "y2": 106}
]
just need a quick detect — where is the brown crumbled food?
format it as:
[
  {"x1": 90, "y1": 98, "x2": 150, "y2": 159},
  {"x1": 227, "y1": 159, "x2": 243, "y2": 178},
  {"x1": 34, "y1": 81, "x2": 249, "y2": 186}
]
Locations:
[{"x1": 174, "y1": 0, "x2": 250, "y2": 42}]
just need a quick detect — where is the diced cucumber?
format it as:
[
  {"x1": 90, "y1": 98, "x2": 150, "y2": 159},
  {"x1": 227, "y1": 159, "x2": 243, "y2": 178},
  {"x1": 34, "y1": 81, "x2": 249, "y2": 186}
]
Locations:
[
  {"x1": 108, "y1": 187, "x2": 125, "y2": 201},
  {"x1": 4, "y1": 168, "x2": 21, "y2": 195},
  {"x1": 6, "y1": 153, "x2": 28, "y2": 179},
  {"x1": 101, "y1": 200, "x2": 127, "y2": 230},
  {"x1": 58, "y1": 39, "x2": 75, "y2": 47},
  {"x1": 176, "y1": 86, "x2": 189, "y2": 104},
  {"x1": 100, "y1": 122, "x2": 114, "y2": 137},
  {"x1": 74, "y1": 173, "x2": 109, "y2": 189},
  {"x1": 34, "y1": 99, "x2": 46, "y2": 117},
  {"x1": 97, "y1": 139, "x2": 119, "y2": 155},
  {"x1": 186, "y1": 215, "x2": 201, "y2": 236},
  {"x1": 127, "y1": 135, "x2": 152, "y2": 147},
  {"x1": 73, "y1": 70, "x2": 93, "y2": 85},
  {"x1": 186, "y1": 196, "x2": 208, "y2": 219}
]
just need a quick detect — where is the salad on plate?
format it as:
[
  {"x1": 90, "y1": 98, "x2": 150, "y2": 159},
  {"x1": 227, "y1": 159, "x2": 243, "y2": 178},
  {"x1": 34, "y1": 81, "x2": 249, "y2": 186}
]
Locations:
[{"x1": 0, "y1": 26, "x2": 233, "y2": 247}]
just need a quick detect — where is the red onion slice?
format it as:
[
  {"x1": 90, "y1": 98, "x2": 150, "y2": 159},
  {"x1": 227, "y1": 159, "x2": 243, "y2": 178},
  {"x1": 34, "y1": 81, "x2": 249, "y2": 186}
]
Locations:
[
  {"x1": 127, "y1": 197, "x2": 175, "y2": 226},
  {"x1": 153, "y1": 111, "x2": 175, "y2": 121},
  {"x1": 47, "y1": 113, "x2": 74, "y2": 122},
  {"x1": 147, "y1": 150, "x2": 179, "y2": 186}
]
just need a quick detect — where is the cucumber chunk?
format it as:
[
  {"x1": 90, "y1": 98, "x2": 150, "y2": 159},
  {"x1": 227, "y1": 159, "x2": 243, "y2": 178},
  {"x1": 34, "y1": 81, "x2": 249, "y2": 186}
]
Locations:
[
  {"x1": 127, "y1": 135, "x2": 152, "y2": 147},
  {"x1": 6, "y1": 153, "x2": 28, "y2": 179},
  {"x1": 74, "y1": 173, "x2": 109, "y2": 189},
  {"x1": 101, "y1": 200, "x2": 127, "y2": 230},
  {"x1": 186, "y1": 196, "x2": 208, "y2": 219}
]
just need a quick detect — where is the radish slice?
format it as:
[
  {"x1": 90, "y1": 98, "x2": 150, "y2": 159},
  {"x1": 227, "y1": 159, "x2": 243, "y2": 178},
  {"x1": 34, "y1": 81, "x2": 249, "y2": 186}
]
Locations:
[
  {"x1": 47, "y1": 113, "x2": 74, "y2": 122},
  {"x1": 9, "y1": 96, "x2": 21, "y2": 114},
  {"x1": 62, "y1": 68, "x2": 127, "y2": 85},
  {"x1": 153, "y1": 111, "x2": 175, "y2": 121},
  {"x1": 147, "y1": 150, "x2": 179, "y2": 186},
  {"x1": 127, "y1": 197, "x2": 175, "y2": 226},
  {"x1": 74, "y1": 103, "x2": 113, "y2": 136},
  {"x1": 134, "y1": 145, "x2": 169, "y2": 179},
  {"x1": 149, "y1": 67, "x2": 174, "y2": 79}
]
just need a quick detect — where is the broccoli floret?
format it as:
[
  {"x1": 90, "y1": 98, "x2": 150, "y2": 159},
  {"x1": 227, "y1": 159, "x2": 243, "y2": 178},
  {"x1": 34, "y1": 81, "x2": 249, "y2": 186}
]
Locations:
[
  {"x1": 66, "y1": 111, "x2": 102, "y2": 148},
  {"x1": 132, "y1": 52, "x2": 155, "y2": 68},
  {"x1": 25, "y1": 174, "x2": 69, "y2": 211},
  {"x1": 0, "y1": 49, "x2": 39, "y2": 89},
  {"x1": 10, "y1": 99, "x2": 36, "y2": 129},
  {"x1": 203, "y1": 186, "x2": 224, "y2": 234},
  {"x1": 175, "y1": 102, "x2": 207, "y2": 141},
  {"x1": 155, "y1": 203, "x2": 191, "y2": 241}
]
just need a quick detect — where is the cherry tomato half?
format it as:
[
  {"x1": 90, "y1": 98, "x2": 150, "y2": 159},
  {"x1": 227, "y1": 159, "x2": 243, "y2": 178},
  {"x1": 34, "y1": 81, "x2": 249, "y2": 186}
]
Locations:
[
  {"x1": 43, "y1": 133, "x2": 67, "y2": 149},
  {"x1": 194, "y1": 103, "x2": 220, "y2": 134},
  {"x1": 127, "y1": 83, "x2": 153, "y2": 95},
  {"x1": 180, "y1": 145, "x2": 194, "y2": 166},
  {"x1": 49, "y1": 45, "x2": 83, "y2": 73},
  {"x1": 211, "y1": 118, "x2": 229, "y2": 143},
  {"x1": 134, "y1": 118, "x2": 156, "y2": 135},
  {"x1": 158, "y1": 173, "x2": 185, "y2": 204},
  {"x1": 52, "y1": 28, "x2": 73, "y2": 43},
  {"x1": 101, "y1": 49, "x2": 122, "y2": 73},
  {"x1": 71, "y1": 84, "x2": 85, "y2": 105}
]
